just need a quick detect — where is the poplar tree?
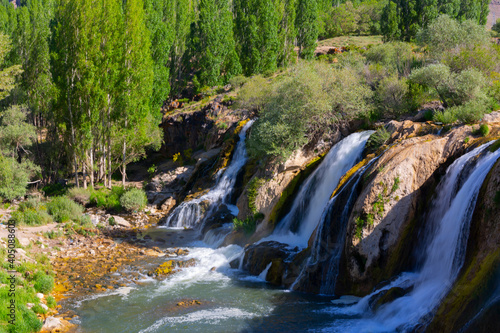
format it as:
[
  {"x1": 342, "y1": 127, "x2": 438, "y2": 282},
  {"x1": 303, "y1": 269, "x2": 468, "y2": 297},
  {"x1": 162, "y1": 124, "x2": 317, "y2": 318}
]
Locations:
[
  {"x1": 144, "y1": 0, "x2": 175, "y2": 110},
  {"x1": 295, "y1": 0, "x2": 319, "y2": 60},
  {"x1": 234, "y1": 0, "x2": 280, "y2": 75},
  {"x1": 118, "y1": 0, "x2": 158, "y2": 186},
  {"x1": 191, "y1": 0, "x2": 241, "y2": 87}
]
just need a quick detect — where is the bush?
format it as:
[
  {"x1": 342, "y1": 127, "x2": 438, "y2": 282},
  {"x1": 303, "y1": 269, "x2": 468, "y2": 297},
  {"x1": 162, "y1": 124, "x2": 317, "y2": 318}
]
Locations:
[
  {"x1": 236, "y1": 75, "x2": 272, "y2": 111},
  {"x1": 409, "y1": 64, "x2": 486, "y2": 107},
  {"x1": 375, "y1": 75, "x2": 409, "y2": 118},
  {"x1": 33, "y1": 272, "x2": 54, "y2": 294},
  {"x1": 247, "y1": 62, "x2": 372, "y2": 160},
  {"x1": 46, "y1": 196, "x2": 84, "y2": 223},
  {"x1": 478, "y1": 124, "x2": 490, "y2": 136},
  {"x1": 228, "y1": 75, "x2": 249, "y2": 89},
  {"x1": 67, "y1": 187, "x2": 91, "y2": 206},
  {"x1": 89, "y1": 186, "x2": 124, "y2": 211},
  {"x1": 233, "y1": 217, "x2": 256, "y2": 235},
  {"x1": 120, "y1": 188, "x2": 147, "y2": 212},
  {"x1": 46, "y1": 296, "x2": 56, "y2": 309},
  {"x1": 31, "y1": 304, "x2": 46, "y2": 315},
  {"x1": 366, "y1": 127, "x2": 391, "y2": 151},
  {"x1": 433, "y1": 109, "x2": 458, "y2": 124},
  {"x1": 365, "y1": 42, "x2": 415, "y2": 76},
  {"x1": 0, "y1": 157, "x2": 35, "y2": 201},
  {"x1": 41, "y1": 183, "x2": 67, "y2": 197},
  {"x1": 10, "y1": 198, "x2": 52, "y2": 226},
  {"x1": 451, "y1": 98, "x2": 488, "y2": 124}
]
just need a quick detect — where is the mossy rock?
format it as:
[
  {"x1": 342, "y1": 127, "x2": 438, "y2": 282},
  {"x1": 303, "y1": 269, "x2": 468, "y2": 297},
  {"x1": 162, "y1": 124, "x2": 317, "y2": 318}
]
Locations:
[
  {"x1": 369, "y1": 286, "x2": 412, "y2": 311},
  {"x1": 268, "y1": 153, "x2": 326, "y2": 227}
]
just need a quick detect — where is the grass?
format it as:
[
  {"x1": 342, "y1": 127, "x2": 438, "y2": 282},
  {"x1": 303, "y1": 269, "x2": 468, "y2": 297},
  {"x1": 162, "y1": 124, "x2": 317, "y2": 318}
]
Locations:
[
  {"x1": 317, "y1": 35, "x2": 383, "y2": 48},
  {"x1": 46, "y1": 196, "x2": 84, "y2": 223},
  {"x1": 0, "y1": 246, "x2": 56, "y2": 333}
]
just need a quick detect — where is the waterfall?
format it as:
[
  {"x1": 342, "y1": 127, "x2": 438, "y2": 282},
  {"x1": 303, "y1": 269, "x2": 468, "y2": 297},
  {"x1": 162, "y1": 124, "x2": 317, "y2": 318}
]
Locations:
[
  {"x1": 164, "y1": 120, "x2": 255, "y2": 229},
  {"x1": 344, "y1": 142, "x2": 500, "y2": 332},
  {"x1": 291, "y1": 158, "x2": 378, "y2": 294},
  {"x1": 268, "y1": 131, "x2": 374, "y2": 248}
]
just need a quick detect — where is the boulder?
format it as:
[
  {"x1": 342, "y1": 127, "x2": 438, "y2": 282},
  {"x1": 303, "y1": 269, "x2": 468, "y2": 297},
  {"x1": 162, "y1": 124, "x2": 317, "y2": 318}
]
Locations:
[{"x1": 112, "y1": 216, "x2": 131, "y2": 228}]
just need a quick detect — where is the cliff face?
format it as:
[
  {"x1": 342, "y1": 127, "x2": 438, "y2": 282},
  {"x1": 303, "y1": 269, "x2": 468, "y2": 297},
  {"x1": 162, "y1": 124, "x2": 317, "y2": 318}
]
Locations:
[
  {"x1": 336, "y1": 125, "x2": 472, "y2": 295},
  {"x1": 428, "y1": 156, "x2": 500, "y2": 333}
]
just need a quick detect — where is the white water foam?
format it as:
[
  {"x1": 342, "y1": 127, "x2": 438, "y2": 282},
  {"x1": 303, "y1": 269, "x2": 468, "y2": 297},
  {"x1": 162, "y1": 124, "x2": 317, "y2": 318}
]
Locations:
[{"x1": 165, "y1": 120, "x2": 255, "y2": 229}]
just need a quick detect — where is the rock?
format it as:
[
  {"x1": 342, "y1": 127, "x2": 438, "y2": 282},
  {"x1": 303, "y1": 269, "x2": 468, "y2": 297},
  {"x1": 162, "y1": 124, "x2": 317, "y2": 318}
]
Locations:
[
  {"x1": 112, "y1": 216, "x2": 131, "y2": 228},
  {"x1": 368, "y1": 287, "x2": 412, "y2": 311},
  {"x1": 483, "y1": 111, "x2": 500, "y2": 123},
  {"x1": 18, "y1": 237, "x2": 30, "y2": 247},
  {"x1": 26, "y1": 303, "x2": 34, "y2": 309},
  {"x1": 36, "y1": 293, "x2": 44, "y2": 299},
  {"x1": 176, "y1": 299, "x2": 202, "y2": 307},
  {"x1": 89, "y1": 214, "x2": 100, "y2": 226},
  {"x1": 160, "y1": 197, "x2": 176, "y2": 213},
  {"x1": 40, "y1": 303, "x2": 49, "y2": 311},
  {"x1": 428, "y1": 159, "x2": 500, "y2": 332},
  {"x1": 41, "y1": 316, "x2": 75, "y2": 333}
]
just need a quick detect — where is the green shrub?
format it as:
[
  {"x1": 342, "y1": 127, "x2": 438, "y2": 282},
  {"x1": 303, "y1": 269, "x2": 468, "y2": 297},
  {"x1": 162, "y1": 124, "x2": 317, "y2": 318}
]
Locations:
[
  {"x1": 228, "y1": 75, "x2": 249, "y2": 89},
  {"x1": 46, "y1": 196, "x2": 84, "y2": 223},
  {"x1": 33, "y1": 272, "x2": 54, "y2": 294},
  {"x1": 247, "y1": 178, "x2": 264, "y2": 214},
  {"x1": 67, "y1": 187, "x2": 91, "y2": 205},
  {"x1": 375, "y1": 75, "x2": 409, "y2": 118},
  {"x1": 41, "y1": 183, "x2": 67, "y2": 197},
  {"x1": 120, "y1": 188, "x2": 147, "y2": 212},
  {"x1": 31, "y1": 304, "x2": 46, "y2": 315},
  {"x1": 46, "y1": 296, "x2": 56, "y2": 309},
  {"x1": 0, "y1": 157, "x2": 36, "y2": 202},
  {"x1": 89, "y1": 186, "x2": 124, "y2": 211},
  {"x1": 232, "y1": 217, "x2": 256, "y2": 235},
  {"x1": 433, "y1": 109, "x2": 457, "y2": 124},
  {"x1": 451, "y1": 98, "x2": 488, "y2": 124},
  {"x1": 10, "y1": 198, "x2": 52, "y2": 226},
  {"x1": 478, "y1": 124, "x2": 490, "y2": 136},
  {"x1": 366, "y1": 127, "x2": 391, "y2": 151}
]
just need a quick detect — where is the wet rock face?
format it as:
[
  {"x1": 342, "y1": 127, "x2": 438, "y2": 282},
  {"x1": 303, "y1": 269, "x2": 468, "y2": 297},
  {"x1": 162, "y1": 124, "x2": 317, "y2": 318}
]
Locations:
[
  {"x1": 337, "y1": 125, "x2": 473, "y2": 295},
  {"x1": 428, "y1": 160, "x2": 500, "y2": 332},
  {"x1": 241, "y1": 241, "x2": 291, "y2": 276}
]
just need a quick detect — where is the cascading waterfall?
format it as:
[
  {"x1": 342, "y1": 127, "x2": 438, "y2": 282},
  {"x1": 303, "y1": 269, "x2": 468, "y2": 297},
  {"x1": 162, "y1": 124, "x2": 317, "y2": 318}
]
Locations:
[
  {"x1": 291, "y1": 158, "x2": 378, "y2": 294},
  {"x1": 164, "y1": 120, "x2": 254, "y2": 229},
  {"x1": 268, "y1": 131, "x2": 374, "y2": 248},
  {"x1": 338, "y1": 142, "x2": 500, "y2": 332}
]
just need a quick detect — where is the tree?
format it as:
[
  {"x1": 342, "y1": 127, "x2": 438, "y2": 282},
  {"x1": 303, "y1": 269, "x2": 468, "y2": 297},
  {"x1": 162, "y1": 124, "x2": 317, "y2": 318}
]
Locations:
[
  {"x1": 492, "y1": 18, "x2": 500, "y2": 34},
  {"x1": 277, "y1": 0, "x2": 297, "y2": 67},
  {"x1": 0, "y1": 34, "x2": 21, "y2": 100},
  {"x1": 144, "y1": 0, "x2": 175, "y2": 110},
  {"x1": 234, "y1": 0, "x2": 280, "y2": 75},
  {"x1": 118, "y1": 0, "x2": 159, "y2": 186},
  {"x1": 381, "y1": 1, "x2": 401, "y2": 41},
  {"x1": 190, "y1": 0, "x2": 242, "y2": 87},
  {"x1": 295, "y1": 0, "x2": 319, "y2": 59}
]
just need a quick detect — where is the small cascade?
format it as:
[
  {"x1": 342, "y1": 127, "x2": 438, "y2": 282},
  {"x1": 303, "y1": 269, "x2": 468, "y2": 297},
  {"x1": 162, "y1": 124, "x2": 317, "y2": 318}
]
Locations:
[
  {"x1": 269, "y1": 131, "x2": 374, "y2": 248},
  {"x1": 164, "y1": 120, "x2": 254, "y2": 229},
  {"x1": 291, "y1": 158, "x2": 378, "y2": 294},
  {"x1": 344, "y1": 142, "x2": 500, "y2": 332}
]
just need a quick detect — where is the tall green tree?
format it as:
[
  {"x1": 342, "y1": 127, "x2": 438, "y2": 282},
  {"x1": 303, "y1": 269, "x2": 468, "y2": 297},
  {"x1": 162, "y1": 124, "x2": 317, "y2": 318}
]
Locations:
[
  {"x1": 190, "y1": 0, "x2": 241, "y2": 87},
  {"x1": 277, "y1": 0, "x2": 297, "y2": 67},
  {"x1": 295, "y1": 0, "x2": 319, "y2": 59},
  {"x1": 118, "y1": 0, "x2": 158, "y2": 186},
  {"x1": 234, "y1": 0, "x2": 280, "y2": 75},
  {"x1": 144, "y1": 0, "x2": 175, "y2": 110}
]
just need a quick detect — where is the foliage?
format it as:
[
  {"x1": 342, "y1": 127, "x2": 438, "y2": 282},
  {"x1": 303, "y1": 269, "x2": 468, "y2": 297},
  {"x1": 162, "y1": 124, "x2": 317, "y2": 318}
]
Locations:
[
  {"x1": 365, "y1": 42, "x2": 415, "y2": 76},
  {"x1": 46, "y1": 196, "x2": 84, "y2": 223},
  {"x1": 295, "y1": 0, "x2": 318, "y2": 59},
  {"x1": 120, "y1": 188, "x2": 147, "y2": 212},
  {"x1": 232, "y1": 216, "x2": 257, "y2": 235},
  {"x1": 478, "y1": 124, "x2": 489, "y2": 137},
  {"x1": 433, "y1": 109, "x2": 458, "y2": 125},
  {"x1": 247, "y1": 177, "x2": 265, "y2": 214},
  {"x1": 375, "y1": 75, "x2": 410, "y2": 118},
  {"x1": 236, "y1": 75, "x2": 272, "y2": 111},
  {"x1": 493, "y1": 19, "x2": 500, "y2": 34},
  {"x1": 417, "y1": 15, "x2": 490, "y2": 59},
  {"x1": 409, "y1": 64, "x2": 486, "y2": 107},
  {"x1": 366, "y1": 127, "x2": 391, "y2": 151},
  {"x1": 449, "y1": 98, "x2": 489, "y2": 124},
  {"x1": 10, "y1": 199, "x2": 52, "y2": 226},
  {"x1": 0, "y1": 34, "x2": 22, "y2": 100},
  {"x1": 89, "y1": 186, "x2": 125, "y2": 211},
  {"x1": 247, "y1": 62, "x2": 372, "y2": 159},
  {"x1": 0, "y1": 156, "x2": 37, "y2": 201},
  {"x1": 33, "y1": 272, "x2": 54, "y2": 294},
  {"x1": 67, "y1": 187, "x2": 91, "y2": 206}
]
